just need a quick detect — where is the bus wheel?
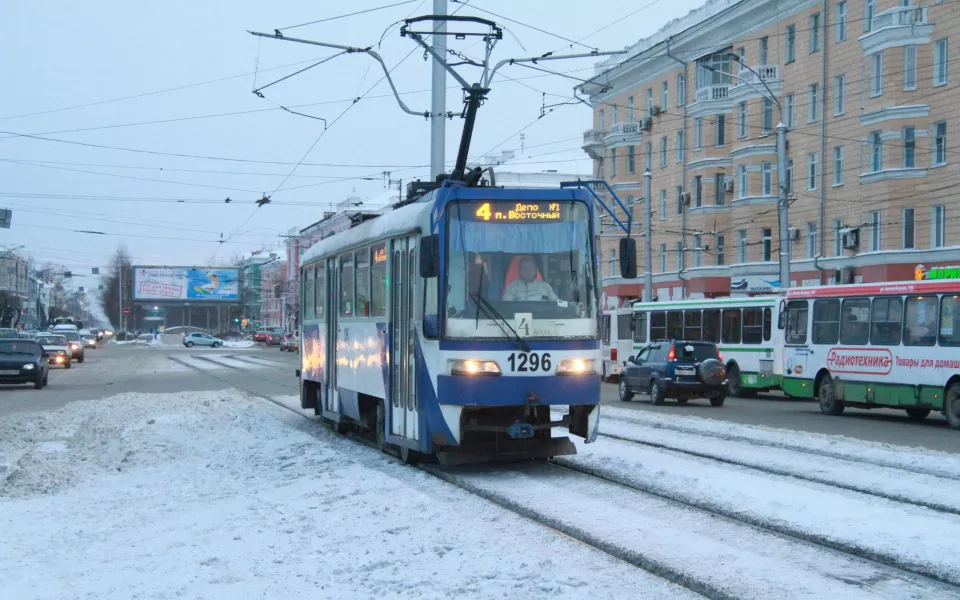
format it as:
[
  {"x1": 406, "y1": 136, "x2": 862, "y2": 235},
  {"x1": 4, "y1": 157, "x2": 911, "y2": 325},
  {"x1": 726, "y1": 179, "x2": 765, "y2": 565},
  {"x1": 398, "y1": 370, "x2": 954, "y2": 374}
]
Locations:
[
  {"x1": 726, "y1": 364, "x2": 743, "y2": 397},
  {"x1": 945, "y1": 383, "x2": 960, "y2": 430},
  {"x1": 905, "y1": 408, "x2": 931, "y2": 421},
  {"x1": 817, "y1": 374, "x2": 844, "y2": 416}
]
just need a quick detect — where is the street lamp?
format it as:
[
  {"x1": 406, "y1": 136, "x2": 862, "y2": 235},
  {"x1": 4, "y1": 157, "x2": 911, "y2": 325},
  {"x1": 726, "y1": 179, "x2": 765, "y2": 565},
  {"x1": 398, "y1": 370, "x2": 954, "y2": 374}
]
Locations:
[{"x1": 705, "y1": 56, "x2": 791, "y2": 291}]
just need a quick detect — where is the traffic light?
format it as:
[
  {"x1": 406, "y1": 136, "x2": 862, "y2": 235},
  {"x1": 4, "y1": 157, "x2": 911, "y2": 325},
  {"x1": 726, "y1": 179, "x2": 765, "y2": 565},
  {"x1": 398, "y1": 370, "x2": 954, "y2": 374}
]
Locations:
[{"x1": 234, "y1": 317, "x2": 240, "y2": 323}]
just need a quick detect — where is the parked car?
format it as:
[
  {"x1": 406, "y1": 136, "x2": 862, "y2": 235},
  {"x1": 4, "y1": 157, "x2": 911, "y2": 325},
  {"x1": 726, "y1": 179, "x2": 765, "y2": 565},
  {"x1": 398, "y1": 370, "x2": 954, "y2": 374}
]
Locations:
[
  {"x1": 265, "y1": 328, "x2": 286, "y2": 346},
  {"x1": 0, "y1": 328, "x2": 19, "y2": 339},
  {"x1": 18, "y1": 330, "x2": 37, "y2": 339},
  {"x1": 59, "y1": 330, "x2": 85, "y2": 363},
  {"x1": 36, "y1": 334, "x2": 72, "y2": 368},
  {"x1": 0, "y1": 339, "x2": 49, "y2": 389},
  {"x1": 183, "y1": 332, "x2": 224, "y2": 348},
  {"x1": 81, "y1": 333, "x2": 98, "y2": 350},
  {"x1": 619, "y1": 339, "x2": 727, "y2": 406},
  {"x1": 279, "y1": 332, "x2": 298, "y2": 351}
]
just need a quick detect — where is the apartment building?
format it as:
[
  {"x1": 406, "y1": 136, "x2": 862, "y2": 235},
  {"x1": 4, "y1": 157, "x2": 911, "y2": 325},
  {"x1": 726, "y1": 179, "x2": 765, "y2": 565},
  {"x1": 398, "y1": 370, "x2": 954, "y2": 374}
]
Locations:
[{"x1": 581, "y1": 0, "x2": 955, "y2": 305}]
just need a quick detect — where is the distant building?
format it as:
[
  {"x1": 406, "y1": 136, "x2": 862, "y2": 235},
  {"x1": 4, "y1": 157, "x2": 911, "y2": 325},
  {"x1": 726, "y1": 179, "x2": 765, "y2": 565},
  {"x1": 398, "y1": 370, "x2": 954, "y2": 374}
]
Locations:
[
  {"x1": 238, "y1": 251, "x2": 278, "y2": 324},
  {"x1": 259, "y1": 258, "x2": 286, "y2": 328}
]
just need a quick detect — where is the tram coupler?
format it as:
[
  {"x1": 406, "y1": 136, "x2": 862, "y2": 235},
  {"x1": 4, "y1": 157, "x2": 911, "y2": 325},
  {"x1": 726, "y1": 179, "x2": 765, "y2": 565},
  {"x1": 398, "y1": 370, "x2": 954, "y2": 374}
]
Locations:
[{"x1": 506, "y1": 421, "x2": 535, "y2": 440}]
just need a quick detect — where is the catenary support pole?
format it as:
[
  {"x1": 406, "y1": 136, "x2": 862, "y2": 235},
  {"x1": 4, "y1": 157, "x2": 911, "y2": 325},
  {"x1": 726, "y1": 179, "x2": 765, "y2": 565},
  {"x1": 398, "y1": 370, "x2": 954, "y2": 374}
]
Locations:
[
  {"x1": 644, "y1": 169, "x2": 653, "y2": 302},
  {"x1": 430, "y1": 0, "x2": 447, "y2": 179},
  {"x1": 776, "y1": 122, "x2": 791, "y2": 290}
]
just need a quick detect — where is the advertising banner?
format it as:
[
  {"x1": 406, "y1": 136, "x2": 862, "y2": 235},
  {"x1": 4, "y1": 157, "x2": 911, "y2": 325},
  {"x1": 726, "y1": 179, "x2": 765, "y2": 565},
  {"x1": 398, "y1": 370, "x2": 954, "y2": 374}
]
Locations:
[{"x1": 133, "y1": 267, "x2": 239, "y2": 301}]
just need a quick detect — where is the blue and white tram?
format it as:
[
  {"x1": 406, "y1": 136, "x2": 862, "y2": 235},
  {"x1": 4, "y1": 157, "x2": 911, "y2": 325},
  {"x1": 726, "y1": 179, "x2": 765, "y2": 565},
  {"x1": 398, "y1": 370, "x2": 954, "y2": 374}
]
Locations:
[{"x1": 297, "y1": 183, "x2": 602, "y2": 463}]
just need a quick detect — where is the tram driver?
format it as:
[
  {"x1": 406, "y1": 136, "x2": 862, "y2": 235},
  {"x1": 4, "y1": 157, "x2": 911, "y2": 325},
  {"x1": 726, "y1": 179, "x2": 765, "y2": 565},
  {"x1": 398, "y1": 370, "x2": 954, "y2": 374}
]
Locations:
[{"x1": 503, "y1": 257, "x2": 559, "y2": 302}]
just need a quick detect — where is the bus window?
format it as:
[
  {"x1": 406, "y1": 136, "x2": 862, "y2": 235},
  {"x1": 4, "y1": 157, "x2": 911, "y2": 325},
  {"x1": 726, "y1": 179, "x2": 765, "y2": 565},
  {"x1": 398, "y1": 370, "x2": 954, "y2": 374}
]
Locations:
[
  {"x1": 702, "y1": 309, "x2": 721, "y2": 342},
  {"x1": 667, "y1": 311, "x2": 683, "y2": 339},
  {"x1": 721, "y1": 309, "x2": 741, "y2": 344},
  {"x1": 601, "y1": 315, "x2": 611, "y2": 345},
  {"x1": 650, "y1": 311, "x2": 667, "y2": 340},
  {"x1": 684, "y1": 310, "x2": 702, "y2": 340},
  {"x1": 355, "y1": 249, "x2": 370, "y2": 317},
  {"x1": 941, "y1": 295, "x2": 960, "y2": 346},
  {"x1": 812, "y1": 299, "x2": 840, "y2": 344},
  {"x1": 618, "y1": 313, "x2": 633, "y2": 340},
  {"x1": 839, "y1": 298, "x2": 870, "y2": 345},
  {"x1": 742, "y1": 308, "x2": 763, "y2": 344},
  {"x1": 316, "y1": 266, "x2": 325, "y2": 319},
  {"x1": 371, "y1": 244, "x2": 387, "y2": 317},
  {"x1": 785, "y1": 301, "x2": 808, "y2": 345},
  {"x1": 633, "y1": 312, "x2": 647, "y2": 343},
  {"x1": 340, "y1": 254, "x2": 354, "y2": 317},
  {"x1": 870, "y1": 297, "x2": 902, "y2": 345},
  {"x1": 904, "y1": 296, "x2": 938, "y2": 346},
  {"x1": 763, "y1": 307, "x2": 772, "y2": 341},
  {"x1": 304, "y1": 268, "x2": 315, "y2": 320}
]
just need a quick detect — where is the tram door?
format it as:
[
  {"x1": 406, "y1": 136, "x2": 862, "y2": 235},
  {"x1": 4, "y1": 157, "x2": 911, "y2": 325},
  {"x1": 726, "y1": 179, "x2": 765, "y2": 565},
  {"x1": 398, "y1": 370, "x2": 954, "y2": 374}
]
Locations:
[
  {"x1": 324, "y1": 256, "x2": 340, "y2": 414},
  {"x1": 390, "y1": 236, "x2": 419, "y2": 440}
]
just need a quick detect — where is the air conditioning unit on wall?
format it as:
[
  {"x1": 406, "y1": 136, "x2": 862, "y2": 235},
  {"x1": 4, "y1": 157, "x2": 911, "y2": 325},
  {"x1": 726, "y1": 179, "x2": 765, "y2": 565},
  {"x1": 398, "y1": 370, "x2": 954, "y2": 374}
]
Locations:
[
  {"x1": 724, "y1": 179, "x2": 735, "y2": 193},
  {"x1": 841, "y1": 227, "x2": 860, "y2": 250},
  {"x1": 681, "y1": 192, "x2": 692, "y2": 206},
  {"x1": 787, "y1": 227, "x2": 799, "y2": 241}
]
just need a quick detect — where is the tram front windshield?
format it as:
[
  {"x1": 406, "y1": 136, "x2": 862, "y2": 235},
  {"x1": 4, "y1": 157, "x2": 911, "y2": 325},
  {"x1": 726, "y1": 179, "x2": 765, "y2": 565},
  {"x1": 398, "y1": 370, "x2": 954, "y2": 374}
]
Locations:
[{"x1": 444, "y1": 200, "x2": 596, "y2": 340}]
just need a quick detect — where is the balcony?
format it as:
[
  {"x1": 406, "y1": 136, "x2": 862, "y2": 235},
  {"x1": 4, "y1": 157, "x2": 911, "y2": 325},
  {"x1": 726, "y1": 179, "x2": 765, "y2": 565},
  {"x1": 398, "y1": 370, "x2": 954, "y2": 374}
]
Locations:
[
  {"x1": 688, "y1": 84, "x2": 731, "y2": 118},
  {"x1": 728, "y1": 65, "x2": 783, "y2": 104},
  {"x1": 859, "y1": 6, "x2": 932, "y2": 54},
  {"x1": 582, "y1": 129, "x2": 606, "y2": 159},
  {"x1": 603, "y1": 121, "x2": 644, "y2": 149}
]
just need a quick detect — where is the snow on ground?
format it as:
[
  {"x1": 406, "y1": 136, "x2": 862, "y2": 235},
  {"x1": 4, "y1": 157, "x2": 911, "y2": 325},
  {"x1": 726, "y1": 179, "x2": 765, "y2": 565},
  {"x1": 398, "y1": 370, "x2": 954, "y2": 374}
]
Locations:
[
  {"x1": 0, "y1": 391, "x2": 698, "y2": 600},
  {"x1": 223, "y1": 340, "x2": 256, "y2": 348}
]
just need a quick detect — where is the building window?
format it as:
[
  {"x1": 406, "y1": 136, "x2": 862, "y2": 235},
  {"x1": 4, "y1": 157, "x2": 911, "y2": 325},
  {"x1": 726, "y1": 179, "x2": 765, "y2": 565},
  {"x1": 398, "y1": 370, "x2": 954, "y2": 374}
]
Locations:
[
  {"x1": 865, "y1": 0, "x2": 875, "y2": 32},
  {"x1": 659, "y1": 189, "x2": 667, "y2": 221},
  {"x1": 716, "y1": 235, "x2": 725, "y2": 265},
  {"x1": 738, "y1": 230, "x2": 748, "y2": 263},
  {"x1": 736, "y1": 47, "x2": 745, "y2": 73},
  {"x1": 627, "y1": 145, "x2": 636, "y2": 174},
  {"x1": 807, "y1": 222, "x2": 818, "y2": 258},
  {"x1": 715, "y1": 174, "x2": 726, "y2": 205},
  {"x1": 645, "y1": 142, "x2": 653, "y2": 170},
  {"x1": 785, "y1": 93, "x2": 794, "y2": 129},
  {"x1": 810, "y1": 12, "x2": 820, "y2": 53},
  {"x1": 676, "y1": 130, "x2": 684, "y2": 163},
  {"x1": 660, "y1": 136, "x2": 668, "y2": 167},
  {"x1": 836, "y1": 2, "x2": 847, "y2": 42},
  {"x1": 786, "y1": 159, "x2": 794, "y2": 195},
  {"x1": 659, "y1": 244, "x2": 667, "y2": 272},
  {"x1": 597, "y1": 157, "x2": 604, "y2": 180},
  {"x1": 676, "y1": 241, "x2": 684, "y2": 271},
  {"x1": 694, "y1": 176, "x2": 703, "y2": 207},
  {"x1": 869, "y1": 210, "x2": 881, "y2": 251},
  {"x1": 808, "y1": 83, "x2": 819, "y2": 122},
  {"x1": 738, "y1": 165, "x2": 747, "y2": 199},
  {"x1": 762, "y1": 162, "x2": 772, "y2": 195},
  {"x1": 935, "y1": 38, "x2": 949, "y2": 86},
  {"x1": 612, "y1": 104, "x2": 618, "y2": 125},
  {"x1": 903, "y1": 127, "x2": 915, "y2": 168},
  {"x1": 628, "y1": 96, "x2": 634, "y2": 121},
  {"x1": 760, "y1": 37, "x2": 769, "y2": 64},
  {"x1": 677, "y1": 73, "x2": 685, "y2": 105},
  {"x1": 834, "y1": 219, "x2": 844, "y2": 256},
  {"x1": 646, "y1": 88, "x2": 653, "y2": 115},
  {"x1": 694, "y1": 234, "x2": 703, "y2": 267},
  {"x1": 808, "y1": 152, "x2": 818, "y2": 190},
  {"x1": 610, "y1": 148, "x2": 617, "y2": 177},
  {"x1": 903, "y1": 207, "x2": 915, "y2": 249},
  {"x1": 609, "y1": 249, "x2": 616, "y2": 277},
  {"x1": 904, "y1": 46, "x2": 917, "y2": 90},
  {"x1": 870, "y1": 52, "x2": 883, "y2": 97},
  {"x1": 933, "y1": 205, "x2": 946, "y2": 247},
  {"x1": 677, "y1": 186, "x2": 684, "y2": 215},
  {"x1": 715, "y1": 114, "x2": 725, "y2": 146},
  {"x1": 935, "y1": 121, "x2": 947, "y2": 166},
  {"x1": 761, "y1": 228, "x2": 773, "y2": 261},
  {"x1": 599, "y1": 109, "x2": 604, "y2": 130},
  {"x1": 762, "y1": 97, "x2": 773, "y2": 131},
  {"x1": 662, "y1": 81, "x2": 668, "y2": 111},
  {"x1": 786, "y1": 25, "x2": 796, "y2": 63},
  {"x1": 737, "y1": 102, "x2": 747, "y2": 137},
  {"x1": 870, "y1": 131, "x2": 882, "y2": 172},
  {"x1": 695, "y1": 118, "x2": 703, "y2": 149},
  {"x1": 833, "y1": 146, "x2": 844, "y2": 185},
  {"x1": 834, "y1": 74, "x2": 845, "y2": 115}
]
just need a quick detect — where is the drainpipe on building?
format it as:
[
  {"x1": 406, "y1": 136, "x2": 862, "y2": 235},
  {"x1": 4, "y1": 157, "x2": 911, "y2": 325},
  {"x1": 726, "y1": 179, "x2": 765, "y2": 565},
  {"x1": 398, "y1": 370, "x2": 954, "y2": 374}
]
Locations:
[
  {"x1": 666, "y1": 37, "x2": 688, "y2": 298},
  {"x1": 819, "y1": 0, "x2": 829, "y2": 284}
]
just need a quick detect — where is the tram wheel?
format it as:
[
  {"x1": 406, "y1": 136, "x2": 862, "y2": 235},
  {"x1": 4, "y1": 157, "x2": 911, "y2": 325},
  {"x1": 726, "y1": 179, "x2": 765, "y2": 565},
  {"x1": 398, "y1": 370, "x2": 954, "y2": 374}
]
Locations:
[
  {"x1": 399, "y1": 445, "x2": 420, "y2": 465},
  {"x1": 375, "y1": 401, "x2": 387, "y2": 452}
]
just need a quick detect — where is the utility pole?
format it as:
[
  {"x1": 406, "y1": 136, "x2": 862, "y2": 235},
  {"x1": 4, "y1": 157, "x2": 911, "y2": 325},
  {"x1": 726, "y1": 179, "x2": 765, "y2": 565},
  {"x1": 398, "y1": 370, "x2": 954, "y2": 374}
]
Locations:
[
  {"x1": 118, "y1": 263, "x2": 123, "y2": 332},
  {"x1": 776, "y1": 121, "x2": 790, "y2": 290},
  {"x1": 643, "y1": 169, "x2": 653, "y2": 302},
  {"x1": 430, "y1": 0, "x2": 447, "y2": 179}
]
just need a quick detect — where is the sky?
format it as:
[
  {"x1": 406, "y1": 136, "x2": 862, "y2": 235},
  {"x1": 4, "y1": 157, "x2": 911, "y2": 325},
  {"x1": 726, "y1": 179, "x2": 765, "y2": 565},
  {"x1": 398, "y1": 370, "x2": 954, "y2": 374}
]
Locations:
[{"x1": 0, "y1": 0, "x2": 705, "y2": 272}]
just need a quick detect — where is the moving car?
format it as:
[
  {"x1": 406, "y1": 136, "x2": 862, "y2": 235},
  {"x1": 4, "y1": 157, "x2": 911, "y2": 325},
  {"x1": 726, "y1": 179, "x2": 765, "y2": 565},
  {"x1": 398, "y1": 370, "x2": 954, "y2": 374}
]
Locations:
[
  {"x1": 59, "y1": 330, "x2": 85, "y2": 363},
  {"x1": 265, "y1": 328, "x2": 287, "y2": 346},
  {"x1": 288, "y1": 332, "x2": 299, "y2": 353},
  {"x1": 619, "y1": 339, "x2": 727, "y2": 406},
  {"x1": 253, "y1": 328, "x2": 270, "y2": 343},
  {"x1": 0, "y1": 339, "x2": 49, "y2": 389},
  {"x1": 18, "y1": 330, "x2": 37, "y2": 339},
  {"x1": 183, "y1": 332, "x2": 224, "y2": 348},
  {"x1": 81, "y1": 333, "x2": 98, "y2": 350},
  {"x1": 279, "y1": 332, "x2": 298, "y2": 352},
  {"x1": 36, "y1": 334, "x2": 72, "y2": 368},
  {"x1": 0, "y1": 328, "x2": 19, "y2": 339}
]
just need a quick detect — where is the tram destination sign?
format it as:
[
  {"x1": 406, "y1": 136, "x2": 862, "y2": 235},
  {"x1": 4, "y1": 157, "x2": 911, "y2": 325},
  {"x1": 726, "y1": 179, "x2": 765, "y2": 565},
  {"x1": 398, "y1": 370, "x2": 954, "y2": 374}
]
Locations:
[{"x1": 469, "y1": 201, "x2": 565, "y2": 223}]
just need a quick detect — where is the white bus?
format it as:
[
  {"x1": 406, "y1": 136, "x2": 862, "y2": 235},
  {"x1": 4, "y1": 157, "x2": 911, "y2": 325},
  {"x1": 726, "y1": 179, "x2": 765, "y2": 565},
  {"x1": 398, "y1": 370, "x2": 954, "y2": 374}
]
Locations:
[
  {"x1": 782, "y1": 279, "x2": 960, "y2": 429},
  {"x1": 600, "y1": 307, "x2": 634, "y2": 380},
  {"x1": 632, "y1": 296, "x2": 783, "y2": 397}
]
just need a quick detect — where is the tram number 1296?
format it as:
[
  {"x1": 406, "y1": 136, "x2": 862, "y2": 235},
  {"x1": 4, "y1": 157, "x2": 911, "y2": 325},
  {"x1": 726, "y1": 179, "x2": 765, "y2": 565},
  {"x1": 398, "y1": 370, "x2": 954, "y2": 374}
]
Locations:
[{"x1": 506, "y1": 352, "x2": 552, "y2": 372}]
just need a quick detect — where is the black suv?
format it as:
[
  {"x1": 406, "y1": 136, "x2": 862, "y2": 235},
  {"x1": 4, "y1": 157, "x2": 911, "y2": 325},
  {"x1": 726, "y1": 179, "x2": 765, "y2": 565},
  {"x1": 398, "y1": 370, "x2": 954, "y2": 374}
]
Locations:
[{"x1": 619, "y1": 340, "x2": 727, "y2": 406}]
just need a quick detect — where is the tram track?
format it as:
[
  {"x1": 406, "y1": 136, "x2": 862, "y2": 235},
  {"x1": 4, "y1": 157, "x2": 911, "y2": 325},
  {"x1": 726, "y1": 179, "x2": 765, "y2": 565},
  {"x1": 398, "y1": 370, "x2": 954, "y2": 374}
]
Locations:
[{"x1": 170, "y1": 356, "x2": 960, "y2": 600}]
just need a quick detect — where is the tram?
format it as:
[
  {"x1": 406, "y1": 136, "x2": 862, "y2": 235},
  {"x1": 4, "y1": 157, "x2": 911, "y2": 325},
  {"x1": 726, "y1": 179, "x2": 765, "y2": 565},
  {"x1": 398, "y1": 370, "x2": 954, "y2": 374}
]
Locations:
[{"x1": 297, "y1": 183, "x2": 604, "y2": 463}]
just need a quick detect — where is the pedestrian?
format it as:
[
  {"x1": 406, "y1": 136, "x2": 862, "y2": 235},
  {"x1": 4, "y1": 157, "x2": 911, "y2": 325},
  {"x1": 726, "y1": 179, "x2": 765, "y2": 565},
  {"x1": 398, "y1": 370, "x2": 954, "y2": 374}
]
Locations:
[{"x1": 153, "y1": 328, "x2": 158, "y2": 341}]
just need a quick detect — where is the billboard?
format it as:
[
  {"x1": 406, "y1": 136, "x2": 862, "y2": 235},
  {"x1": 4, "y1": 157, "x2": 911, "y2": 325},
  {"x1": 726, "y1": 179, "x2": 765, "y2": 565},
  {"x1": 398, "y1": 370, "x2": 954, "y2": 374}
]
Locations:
[{"x1": 133, "y1": 267, "x2": 239, "y2": 301}]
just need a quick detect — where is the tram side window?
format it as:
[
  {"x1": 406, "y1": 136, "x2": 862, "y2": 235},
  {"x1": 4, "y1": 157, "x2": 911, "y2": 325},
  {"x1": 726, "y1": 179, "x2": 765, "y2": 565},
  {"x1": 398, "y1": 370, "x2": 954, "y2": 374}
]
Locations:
[
  {"x1": 812, "y1": 299, "x2": 840, "y2": 344},
  {"x1": 721, "y1": 309, "x2": 741, "y2": 344},
  {"x1": 315, "y1": 266, "x2": 325, "y2": 320},
  {"x1": 742, "y1": 308, "x2": 763, "y2": 344},
  {"x1": 650, "y1": 311, "x2": 667, "y2": 340},
  {"x1": 763, "y1": 307, "x2": 772, "y2": 342},
  {"x1": 870, "y1": 297, "x2": 902, "y2": 345},
  {"x1": 304, "y1": 268, "x2": 315, "y2": 320},
  {"x1": 667, "y1": 310, "x2": 683, "y2": 339},
  {"x1": 601, "y1": 315, "x2": 611, "y2": 345},
  {"x1": 355, "y1": 248, "x2": 370, "y2": 317},
  {"x1": 618, "y1": 313, "x2": 633, "y2": 340},
  {"x1": 633, "y1": 312, "x2": 647, "y2": 343},
  {"x1": 904, "y1": 296, "x2": 938, "y2": 346},
  {"x1": 702, "y1": 309, "x2": 721, "y2": 342},
  {"x1": 371, "y1": 244, "x2": 387, "y2": 317},
  {"x1": 940, "y1": 295, "x2": 960, "y2": 346},
  {"x1": 785, "y1": 301, "x2": 808, "y2": 345},
  {"x1": 684, "y1": 310, "x2": 702, "y2": 340},
  {"x1": 339, "y1": 255, "x2": 354, "y2": 317}
]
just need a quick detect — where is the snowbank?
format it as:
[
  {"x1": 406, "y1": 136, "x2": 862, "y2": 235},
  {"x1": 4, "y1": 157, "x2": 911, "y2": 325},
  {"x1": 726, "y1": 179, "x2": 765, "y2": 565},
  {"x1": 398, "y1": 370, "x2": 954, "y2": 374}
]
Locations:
[{"x1": 223, "y1": 340, "x2": 255, "y2": 348}]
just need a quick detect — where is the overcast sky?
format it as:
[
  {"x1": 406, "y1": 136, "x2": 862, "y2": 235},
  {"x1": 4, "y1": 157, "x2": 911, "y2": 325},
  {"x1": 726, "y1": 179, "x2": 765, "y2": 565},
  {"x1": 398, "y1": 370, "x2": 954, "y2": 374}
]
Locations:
[{"x1": 1, "y1": 0, "x2": 704, "y2": 272}]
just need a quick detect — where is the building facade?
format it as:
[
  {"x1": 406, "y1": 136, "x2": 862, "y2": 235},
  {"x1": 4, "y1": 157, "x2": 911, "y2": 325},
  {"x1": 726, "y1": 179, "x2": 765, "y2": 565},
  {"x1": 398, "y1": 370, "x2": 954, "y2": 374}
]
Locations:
[
  {"x1": 581, "y1": 0, "x2": 955, "y2": 306},
  {"x1": 259, "y1": 259, "x2": 286, "y2": 328}
]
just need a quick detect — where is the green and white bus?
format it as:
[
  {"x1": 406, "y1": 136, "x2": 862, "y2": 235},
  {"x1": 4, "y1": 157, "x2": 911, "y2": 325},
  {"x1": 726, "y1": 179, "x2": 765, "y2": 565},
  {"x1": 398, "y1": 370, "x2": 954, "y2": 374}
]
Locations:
[
  {"x1": 632, "y1": 297, "x2": 783, "y2": 397},
  {"x1": 782, "y1": 279, "x2": 960, "y2": 428}
]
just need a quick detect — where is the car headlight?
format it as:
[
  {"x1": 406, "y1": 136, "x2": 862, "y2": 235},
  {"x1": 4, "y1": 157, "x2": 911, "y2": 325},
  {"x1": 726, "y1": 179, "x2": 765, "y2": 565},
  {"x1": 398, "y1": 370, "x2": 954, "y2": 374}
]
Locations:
[
  {"x1": 70, "y1": 343, "x2": 79, "y2": 349},
  {"x1": 556, "y1": 358, "x2": 597, "y2": 376},
  {"x1": 449, "y1": 359, "x2": 501, "y2": 376},
  {"x1": 23, "y1": 364, "x2": 35, "y2": 370}
]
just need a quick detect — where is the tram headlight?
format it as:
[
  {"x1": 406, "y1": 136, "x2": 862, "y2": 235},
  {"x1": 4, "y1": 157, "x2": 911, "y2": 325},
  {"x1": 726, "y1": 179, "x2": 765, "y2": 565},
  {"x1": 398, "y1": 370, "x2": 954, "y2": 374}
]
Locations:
[
  {"x1": 556, "y1": 358, "x2": 596, "y2": 376},
  {"x1": 450, "y1": 359, "x2": 501, "y2": 376}
]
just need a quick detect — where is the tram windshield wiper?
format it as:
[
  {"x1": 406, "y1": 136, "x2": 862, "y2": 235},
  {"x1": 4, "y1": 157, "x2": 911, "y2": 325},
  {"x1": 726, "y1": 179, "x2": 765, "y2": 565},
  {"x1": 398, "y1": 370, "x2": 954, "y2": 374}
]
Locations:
[{"x1": 469, "y1": 291, "x2": 531, "y2": 353}]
